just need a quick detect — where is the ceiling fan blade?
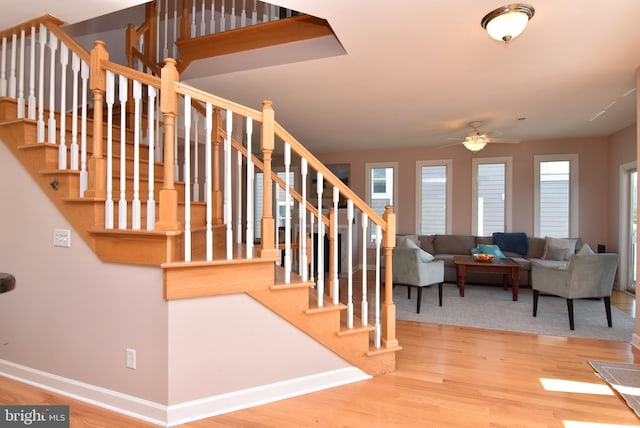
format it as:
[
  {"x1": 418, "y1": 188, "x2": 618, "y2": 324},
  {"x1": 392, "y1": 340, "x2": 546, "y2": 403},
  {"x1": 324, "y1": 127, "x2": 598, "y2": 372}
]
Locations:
[{"x1": 486, "y1": 137, "x2": 521, "y2": 144}]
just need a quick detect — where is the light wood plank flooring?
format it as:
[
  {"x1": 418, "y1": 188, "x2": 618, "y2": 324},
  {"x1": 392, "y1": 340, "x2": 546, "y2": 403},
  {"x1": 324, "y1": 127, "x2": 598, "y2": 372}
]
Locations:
[{"x1": 0, "y1": 290, "x2": 637, "y2": 427}]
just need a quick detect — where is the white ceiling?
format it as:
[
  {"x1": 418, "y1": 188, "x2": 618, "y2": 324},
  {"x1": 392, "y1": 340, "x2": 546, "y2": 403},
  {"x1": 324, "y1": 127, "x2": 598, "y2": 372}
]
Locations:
[{"x1": 3, "y1": 0, "x2": 640, "y2": 153}]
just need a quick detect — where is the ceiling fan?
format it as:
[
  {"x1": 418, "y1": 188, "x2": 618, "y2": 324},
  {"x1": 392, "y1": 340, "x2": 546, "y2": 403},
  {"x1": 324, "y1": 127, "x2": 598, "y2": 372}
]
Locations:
[{"x1": 446, "y1": 121, "x2": 520, "y2": 152}]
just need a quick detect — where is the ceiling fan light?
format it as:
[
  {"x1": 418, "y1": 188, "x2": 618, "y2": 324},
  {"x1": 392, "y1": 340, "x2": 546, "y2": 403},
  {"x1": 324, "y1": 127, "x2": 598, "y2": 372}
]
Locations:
[
  {"x1": 481, "y1": 4, "x2": 535, "y2": 43},
  {"x1": 463, "y1": 139, "x2": 487, "y2": 152}
]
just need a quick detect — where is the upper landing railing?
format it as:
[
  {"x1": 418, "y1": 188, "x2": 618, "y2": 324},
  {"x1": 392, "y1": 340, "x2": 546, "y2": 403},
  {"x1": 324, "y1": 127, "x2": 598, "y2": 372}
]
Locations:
[
  {"x1": 127, "y1": 0, "x2": 299, "y2": 73},
  {"x1": 0, "y1": 15, "x2": 398, "y2": 350}
]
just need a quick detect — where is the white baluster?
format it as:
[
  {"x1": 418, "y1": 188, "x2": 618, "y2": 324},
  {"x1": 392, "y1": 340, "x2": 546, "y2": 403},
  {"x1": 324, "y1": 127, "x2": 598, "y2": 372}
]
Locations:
[
  {"x1": 184, "y1": 95, "x2": 192, "y2": 261},
  {"x1": 210, "y1": 0, "x2": 216, "y2": 34},
  {"x1": 47, "y1": 33, "x2": 58, "y2": 144},
  {"x1": 200, "y1": 0, "x2": 206, "y2": 36},
  {"x1": 70, "y1": 53, "x2": 80, "y2": 170},
  {"x1": 205, "y1": 103, "x2": 213, "y2": 260},
  {"x1": 156, "y1": 0, "x2": 161, "y2": 61},
  {"x1": 236, "y1": 149, "x2": 242, "y2": 244},
  {"x1": 27, "y1": 26, "x2": 36, "y2": 120},
  {"x1": 16, "y1": 30, "x2": 25, "y2": 118},
  {"x1": 147, "y1": 86, "x2": 157, "y2": 230},
  {"x1": 174, "y1": 114, "x2": 179, "y2": 181},
  {"x1": 163, "y1": 0, "x2": 169, "y2": 59},
  {"x1": 374, "y1": 225, "x2": 382, "y2": 348},
  {"x1": 132, "y1": 80, "x2": 142, "y2": 230},
  {"x1": 36, "y1": 25, "x2": 46, "y2": 142},
  {"x1": 309, "y1": 211, "x2": 315, "y2": 283},
  {"x1": 0, "y1": 37, "x2": 6, "y2": 96},
  {"x1": 220, "y1": 0, "x2": 226, "y2": 32},
  {"x1": 9, "y1": 33, "x2": 17, "y2": 98},
  {"x1": 105, "y1": 71, "x2": 115, "y2": 229},
  {"x1": 262, "y1": 3, "x2": 268, "y2": 22},
  {"x1": 193, "y1": 113, "x2": 200, "y2": 201},
  {"x1": 317, "y1": 172, "x2": 324, "y2": 307},
  {"x1": 79, "y1": 61, "x2": 89, "y2": 196},
  {"x1": 172, "y1": 2, "x2": 178, "y2": 58},
  {"x1": 300, "y1": 158, "x2": 308, "y2": 281},
  {"x1": 224, "y1": 109, "x2": 233, "y2": 260},
  {"x1": 245, "y1": 117, "x2": 254, "y2": 258},
  {"x1": 230, "y1": 0, "x2": 236, "y2": 30},
  {"x1": 241, "y1": 0, "x2": 247, "y2": 27},
  {"x1": 191, "y1": 0, "x2": 197, "y2": 37},
  {"x1": 284, "y1": 143, "x2": 292, "y2": 284},
  {"x1": 332, "y1": 185, "x2": 339, "y2": 304},
  {"x1": 361, "y1": 212, "x2": 369, "y2": 325},
  {"x1": 346, "y1": 199, "x2": 354, "y2": 328},
  {"x1": 118, "y1": 75, "x2": 128, "y2": 229},
  {"x1": 252, "y1": 0, "x2": 257, "y2": 25},
  {"x1": 58, "y1": 44, "x2": 68, "y2": 170}
]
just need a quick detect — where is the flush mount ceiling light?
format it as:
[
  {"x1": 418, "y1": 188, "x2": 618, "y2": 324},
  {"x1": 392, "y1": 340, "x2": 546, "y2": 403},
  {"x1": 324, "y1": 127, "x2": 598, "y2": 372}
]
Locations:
[
  {"x1": 462, "y1": 135, "x2": 487, "y2": 152},
  {"x1": 481, "y1": 4, "x2": 535, "y2": 44}
]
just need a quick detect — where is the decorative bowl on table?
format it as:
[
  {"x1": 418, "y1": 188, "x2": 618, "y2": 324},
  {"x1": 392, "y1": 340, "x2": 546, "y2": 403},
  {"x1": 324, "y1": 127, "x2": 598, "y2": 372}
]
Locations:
[{"x1": 473, "y1": 253, "x2": 495, "y2": 263}]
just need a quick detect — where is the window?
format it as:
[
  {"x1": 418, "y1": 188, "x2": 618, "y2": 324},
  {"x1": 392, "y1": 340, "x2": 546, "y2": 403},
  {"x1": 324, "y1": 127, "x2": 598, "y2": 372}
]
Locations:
[
  {"x1": 366, "y1": 162, "x2": 397, "y2": 243},
  {"x1": 472, "y1": 157, "x2": 512, "y2": 236},
  {"x1": 254, "y1": 170, "x2": 296, "y2": 241},
  {"x1": 417, "y1": 160, "x2": 451, "y2": 235},
  {"x1": 535, "y1": 155, "x2": 578, "y2": 237}
]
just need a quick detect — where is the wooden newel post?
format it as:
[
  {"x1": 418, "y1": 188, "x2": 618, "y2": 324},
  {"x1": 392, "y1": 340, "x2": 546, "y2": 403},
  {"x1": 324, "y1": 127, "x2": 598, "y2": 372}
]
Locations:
[
  {"x1": 328, "y1": 207, "x2": 336, "y2": 299},
  {"x1": 85, "y1": 40, "x2": 108, "y2": 201},
  {"x1": 259, "y1": 100, "x2": 277, "y2": 258},
  {"x1": 212, "y1": 107, "x2": 223, "y2": 224},
  {"x1": 382, "y1": 205, "x2": 398, "y2": 348},
  {"x1": 155, "y1": 58, "x2": 180, "y2": 231}
]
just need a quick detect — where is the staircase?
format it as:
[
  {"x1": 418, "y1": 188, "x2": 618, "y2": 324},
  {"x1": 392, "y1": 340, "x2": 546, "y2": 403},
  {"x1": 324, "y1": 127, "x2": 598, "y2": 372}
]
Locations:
[{"x1": 0, "y1": 6, "x2": 400, "y2": 381}]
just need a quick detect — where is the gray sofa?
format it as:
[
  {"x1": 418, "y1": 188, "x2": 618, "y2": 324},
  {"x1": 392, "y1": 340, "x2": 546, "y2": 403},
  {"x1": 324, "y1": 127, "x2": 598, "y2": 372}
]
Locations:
[{"x1": 397, "y1": 234, "x2": 583, "y2": 287}]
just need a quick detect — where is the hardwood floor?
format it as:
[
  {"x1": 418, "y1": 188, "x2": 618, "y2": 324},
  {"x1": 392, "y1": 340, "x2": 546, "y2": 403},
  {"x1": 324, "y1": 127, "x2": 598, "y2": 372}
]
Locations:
[{"x1": 1, "y1": 290, "x2": 638, "y2": 427}]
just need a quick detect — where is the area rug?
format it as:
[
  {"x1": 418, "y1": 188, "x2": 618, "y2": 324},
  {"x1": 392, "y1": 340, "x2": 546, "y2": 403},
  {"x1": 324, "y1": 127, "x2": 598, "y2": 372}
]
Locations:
[
  {"x1": 589, "y1": 360, "x2": 640, "y2": 417},
  {"x1": 394, "y1": 283, "x2": 634, "y2": 341}
]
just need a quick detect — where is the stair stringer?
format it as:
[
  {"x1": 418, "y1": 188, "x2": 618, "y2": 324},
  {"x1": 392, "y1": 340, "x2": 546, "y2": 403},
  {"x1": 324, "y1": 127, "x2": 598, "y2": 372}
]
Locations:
[{"x1": 248, "y1": 277, "x2": 397, "y2": 376}]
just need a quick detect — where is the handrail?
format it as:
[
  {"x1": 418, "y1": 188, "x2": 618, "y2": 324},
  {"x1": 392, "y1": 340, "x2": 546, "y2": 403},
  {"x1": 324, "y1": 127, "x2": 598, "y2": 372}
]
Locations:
[
  {"x1": 229, "y1": 136, "x2": 329, "y2": 227},
  {"x1": 274, "y1": 122, "x2": 387, "y2": 231},
  {"x1": 43, "y1": 20, "x2": 91, "y2": 64},
  {"x1": 175, "y1": 81, "x2": 262, "y2": 121},
  {"x1": 0, "y1": 15, "x2": 63, "y2": 40}
]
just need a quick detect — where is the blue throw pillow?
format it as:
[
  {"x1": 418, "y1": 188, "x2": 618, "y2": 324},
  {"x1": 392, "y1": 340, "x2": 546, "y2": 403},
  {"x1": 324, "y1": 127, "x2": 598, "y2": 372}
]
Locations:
[
  {"x1": 493, "y1": 232, "x2": 528, "y2": 255},
  {"x1": 471, "y1": 244, "x2": 505, "y2": 258}
]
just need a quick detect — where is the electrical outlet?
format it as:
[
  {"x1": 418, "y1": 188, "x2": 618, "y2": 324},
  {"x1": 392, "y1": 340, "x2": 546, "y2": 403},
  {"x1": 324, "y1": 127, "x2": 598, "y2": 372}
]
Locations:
[
  {"x1": 126, "y1": 348, "x2": 136, "y2": 369},
  {"x1": 53, "y1": 229, "x2": 71, "y2": 248}
]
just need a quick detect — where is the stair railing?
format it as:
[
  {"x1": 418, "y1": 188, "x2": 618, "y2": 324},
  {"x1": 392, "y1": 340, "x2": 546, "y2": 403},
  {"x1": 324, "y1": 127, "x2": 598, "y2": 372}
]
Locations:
[
  {"x1": 1, "y1": 16, "x2": 398, "y2": 350},
  {"x1": 127, "y1": 0, "x2": 297, "y2": 73},
  {"x1": 0, "y1": 16, "x2": 93, "y2": 196}
]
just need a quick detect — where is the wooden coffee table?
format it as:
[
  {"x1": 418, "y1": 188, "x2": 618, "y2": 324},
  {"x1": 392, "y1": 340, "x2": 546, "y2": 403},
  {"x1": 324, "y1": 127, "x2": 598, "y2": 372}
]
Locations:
[{"x1": 453, "y1": 255, "x2": 521, "y2": 301}]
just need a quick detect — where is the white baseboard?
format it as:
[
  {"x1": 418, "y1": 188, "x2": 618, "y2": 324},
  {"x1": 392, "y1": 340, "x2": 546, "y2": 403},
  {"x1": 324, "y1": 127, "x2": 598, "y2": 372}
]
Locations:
[
  {"x1": 632, "y1": 333, "x2": 640, "y2": 350},
  {"x1": 0, "y1": 359, "x2": 370, "y2": 427},
  {"x1": 166, "y1": 367, "x2": 370, "y2": 426}
]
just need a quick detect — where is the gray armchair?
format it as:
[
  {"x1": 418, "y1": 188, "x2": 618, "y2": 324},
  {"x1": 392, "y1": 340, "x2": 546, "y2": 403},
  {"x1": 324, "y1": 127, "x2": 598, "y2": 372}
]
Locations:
[
  {"x1": 532, "y1": 253, "x2": 618, "y2": 330},
  {"x1": 392, "y1": 246, "x2": 445, "y2": 313}
]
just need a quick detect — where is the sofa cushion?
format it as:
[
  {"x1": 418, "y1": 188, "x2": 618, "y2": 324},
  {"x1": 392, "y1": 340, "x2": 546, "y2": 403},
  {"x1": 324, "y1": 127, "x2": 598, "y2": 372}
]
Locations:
[
  {"x1": 493, "y1": 232, "x2": 528, "y2": 255},
  {"x1": 527, "y1": 237, "x2": 546, "y2": 258},
  {"x1": 475, "y1": 236, "x2": 493, "y2": 246},
  {"x1": 418, "y1": 235, "x2": 435, "y2": 255},
  {"x1": 397, "y1": 234, "x2": 418, "y2": 247},
  {"x1": 576, "y1": 243, "x2": 595, "y2": 255},
  {"x1": 542, "y1": 245, "x2": 568, "y2": 261},
  {"x1": 471, "y1": 244, "x2": 506, "y2": 258},
  {"x1": 433, "y1": 235, "x2": 476, "y2": 255},
  {"x1": 543, "y1": 237, "x2": 579, "y2": 260},
  {"x1": 400, "y1": 238, "x2": 434, "y2": 262}
]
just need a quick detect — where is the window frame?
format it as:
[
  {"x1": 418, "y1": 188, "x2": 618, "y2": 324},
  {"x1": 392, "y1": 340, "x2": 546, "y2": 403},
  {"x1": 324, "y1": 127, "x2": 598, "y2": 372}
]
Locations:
[
  {"x1": 416, "y1": 159, "x2": 452, "y2": 235},
  {"x1": 472, "y1": 157, "x2": 512, "y2": 236},
  {"x1": 534, "y1": 154, "x2": 579, "y2": 238},
  {"x1": 365, "y1": 162, "x2": 398, "y2": 244}
]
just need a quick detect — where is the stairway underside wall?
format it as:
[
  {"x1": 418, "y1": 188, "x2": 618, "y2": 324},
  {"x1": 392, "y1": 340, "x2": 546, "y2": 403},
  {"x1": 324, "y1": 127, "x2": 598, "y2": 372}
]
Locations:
[{"x1": 0, "y1": 140, "x2": 169, "y2": 402}]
